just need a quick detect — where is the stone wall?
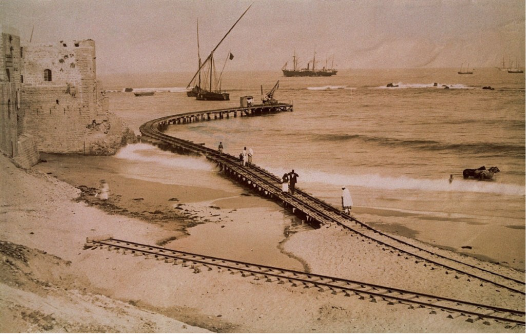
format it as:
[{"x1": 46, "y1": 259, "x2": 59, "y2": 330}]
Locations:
[
  {"x1": 20, "y1": 39, "x2": 135, "y2": 155},
  {"x1": 0, "y1": 25, "x2": 23, "y2": 159},
  {"x1": 13, "y1": 134, "x2": 39, "y2": 168}
]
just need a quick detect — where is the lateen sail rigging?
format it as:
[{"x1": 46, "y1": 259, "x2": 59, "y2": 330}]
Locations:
[{"x1": 187, "y1": 4, "x2": 252, "y2": 101}]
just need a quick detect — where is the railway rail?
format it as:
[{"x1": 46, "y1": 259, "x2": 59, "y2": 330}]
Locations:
[
  {"x1": 86, "y1": 237, "x2": 525, "y2": 327},
  {"x1": 138, "y1": 103, "x2": 525, "y2": 297}
]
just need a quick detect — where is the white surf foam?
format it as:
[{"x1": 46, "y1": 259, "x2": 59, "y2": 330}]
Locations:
[
  {"x1": 115, "y1": 143, "x2": 213, "y2": 171},
  {"x1": 307, "y1": 85, "x2": 354, "y2": 91},
  {"x1": 268, "y1": 167, "x2": 524, "y2": 196},
  {"x1": 122, "y1": 87, "x2": 188, "y2": 93},
  {"x1": 375, "y1": 82, "x2": 474, "y2": 90}
]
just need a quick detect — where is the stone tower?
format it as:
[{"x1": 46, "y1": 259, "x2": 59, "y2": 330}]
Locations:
[{"x1": 0, "y1": 25, "x2": 39, "y2": 168}]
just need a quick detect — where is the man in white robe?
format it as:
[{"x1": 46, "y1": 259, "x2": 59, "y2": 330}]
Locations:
[{"x1": 341, "y1": 186, "x2": 353, "y2": 214}]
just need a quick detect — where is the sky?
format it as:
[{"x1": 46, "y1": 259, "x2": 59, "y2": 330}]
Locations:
[{"x1": 1, "y1": 0, "x2": 524, "y2": 74}]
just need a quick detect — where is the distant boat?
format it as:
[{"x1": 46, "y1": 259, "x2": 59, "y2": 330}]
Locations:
[
  {"x1": 496, "y1": 57, "x2": 508, "y2": 72},
  {"x1": 507, "y1": 59, "x2": 524, "y2": 73},
  {"x1": 134, "y1": 92, "x2": 154, "y2": 97},
  {"x1": 282, "y1": 51, "x2": 337, "y2": 77},
  {"x1": 458, "y1": 63, "x2": 473, "y2": 74},
  {"x1": 187, "y1": 5, "x2": 252, "y2": 101}
]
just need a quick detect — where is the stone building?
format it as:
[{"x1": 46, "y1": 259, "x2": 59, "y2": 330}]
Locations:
[
  {"x1": 0, "y1": 25, "x2": 38, "y2": 168},
  {"x1": 0, "y1": 25, "x2": 135, "y2": 168}
]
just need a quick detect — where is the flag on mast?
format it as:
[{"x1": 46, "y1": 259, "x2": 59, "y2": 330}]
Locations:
[{"x1": 229, "y1": 52, "x2": 234, "y2": 60}]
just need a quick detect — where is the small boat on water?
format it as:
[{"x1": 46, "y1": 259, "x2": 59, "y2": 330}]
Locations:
[
  {"x1": 507, "y1": 59, "x2": 524, "y2": 73},
  {"x1": 458, "y1": 63, "x2": 473, "y2": 74},
  {"x1": 134, "y1": 92, "x2": 155, "y2": 97}
]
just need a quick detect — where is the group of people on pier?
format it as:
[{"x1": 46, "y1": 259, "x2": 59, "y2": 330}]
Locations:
[
  {"x1": 281, "y1": 170, "x2": 299, "y2": 195},
  {"x1": 240, "y1": 147, "x2": 254, "y2": 166},
  {"x1": 217, "y1": 142, "x2": 254, "y2": 167},
  {"x1": 217, "y1": 141, "x2": 353, "y2": 214}
]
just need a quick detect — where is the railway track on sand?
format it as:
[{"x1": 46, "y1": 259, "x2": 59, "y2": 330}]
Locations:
[{"x1": 86, "y1": 237, "x2": 525, "y2": 327}]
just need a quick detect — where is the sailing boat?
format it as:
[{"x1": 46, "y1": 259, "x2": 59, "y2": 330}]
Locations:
[
  {"x1": 187, "y1": 20, "x2": 202, "y2": 97},
  {"x1": 187, "y1": 4, "x2": 252, "y2": 101},
  {"x1": 458, "y1": 63, "x2": 473, "y2": 74},
  {"x1": 508, "y1": 58, "x2": 524, "y2": 74},
  {"x1": 496, "y1": 57, "x2": 508, "y2": 72}
]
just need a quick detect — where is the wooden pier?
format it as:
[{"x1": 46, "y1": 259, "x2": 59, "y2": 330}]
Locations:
[{"x1": 139, "y1": 103, "x2": 526, "y2": 295}]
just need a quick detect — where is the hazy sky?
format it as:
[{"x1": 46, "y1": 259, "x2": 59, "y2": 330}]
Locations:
[{"x1": 1, "y1": 0, "x2": 524, "y2": 74}]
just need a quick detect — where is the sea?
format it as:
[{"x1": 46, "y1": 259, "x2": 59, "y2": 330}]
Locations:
[{"x1": 97, "y1": 68, "x2": 525, "y2": 269}]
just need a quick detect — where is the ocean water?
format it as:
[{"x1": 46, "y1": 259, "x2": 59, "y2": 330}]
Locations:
[{"x1": 104, "y1": 68, "x2": 524, "y2": 267}]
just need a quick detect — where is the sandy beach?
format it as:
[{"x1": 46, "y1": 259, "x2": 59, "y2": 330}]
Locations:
[{"x1": 1, "y1": 151, "x2": 524, "y2": 333}]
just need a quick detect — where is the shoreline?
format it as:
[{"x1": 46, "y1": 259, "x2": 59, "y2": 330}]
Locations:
[
  {"x1": 37, "y1": 150, "x2": 525, "y2": 271},
  {"x1": 1, "y1": 153, "x2": 524, "y2": 332}
]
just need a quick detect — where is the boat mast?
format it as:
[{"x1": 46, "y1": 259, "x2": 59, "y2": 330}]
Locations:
[
  {"x1": 293, "y1": 50, "x2": 297, "y2": 71},
  {"x1": 197, "y1": 19, "x2": 201, "y2": 88},
  {"x1": 210, "y1": 54, "x2": 213, "y2": 92},
  {"x1": 187, "y1": 4, "x2": 252, "y2": 88}
]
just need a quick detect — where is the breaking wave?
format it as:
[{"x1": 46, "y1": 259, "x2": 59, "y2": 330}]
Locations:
[
  {"x1": 307, "y1": 85, "x2": 354, "y2": 91},
  {"x1": 115, "y1": 143, "x2": 213, "y2": 171},
  {"x1": 268, "y1": 168, "x2": 524, "y2": 196},
  {"x1": 121, "y1": 87, "x2": 189, "y2": 93},
  {"x1": 312, "y1": 133, "x2": 525, "y2": 158},
  {"x1": 375, "y1": 82, "x2": 473, "y2": 90}
]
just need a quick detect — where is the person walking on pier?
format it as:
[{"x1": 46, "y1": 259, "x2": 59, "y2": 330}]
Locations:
[
  {"x1": 282, "y1": 173, "x2": 289, "y2": 194},
  {"x1": 341, "y1": 186, "x2": 353, "y2": 214},
  {"x1": 248, "y1": 148, "x2": 254, "y2": 166},
  {"x1": 242, "y1": 147, "x2": 248, "y2": 166},
  {"x1": 288, "y1": 170, "x2": 299, "y2": 195},
  {"x1": 218, "y1": 142, "x2": 224, "y2": 154}
]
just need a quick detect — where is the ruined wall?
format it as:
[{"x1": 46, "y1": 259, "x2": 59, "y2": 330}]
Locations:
[
  {"x1": 20, "y1": 39, "x2": 134, "y2": 154},
  {"x1": 0, "y1": 25, "x2": 23, "y2": 158}
]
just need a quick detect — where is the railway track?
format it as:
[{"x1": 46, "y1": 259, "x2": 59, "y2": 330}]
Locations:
[
  {"x1": 138, "y1": 105, "x2": 525, "y2": 296},
  {"x1": 86, "y1": 237, "x2": 525, "y2": 327}
]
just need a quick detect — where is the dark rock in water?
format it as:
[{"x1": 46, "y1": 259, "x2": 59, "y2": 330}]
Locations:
[
  {"x1": 168, "y1": 198, "x2": 179, "y2": 201},
  {"x1": 124, "y1": 88, "x2": 133, "y2": 92},
  {"x1": 433, "y1": 82, "x2": 438, "y2": 87},
  {"x1": 461, "y1": 245, "x2": 472, "y2": 249},
  {"x1": 482, "y1": 86, "x2": 494, "y2": 90},
  {"x1": 386, "y1": 83, "x2": 398, "y2": 88},
  {"x1": 443, "y1": 85, "x2": 450, "y2": 89},
  {"x1": 133, "y1": 198, "x2": 144, "y2": 201}
]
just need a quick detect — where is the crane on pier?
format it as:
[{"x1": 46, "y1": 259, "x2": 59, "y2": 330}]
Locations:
[{"x1": 261, "y1": 80, "x2": 279, "y2": 105}]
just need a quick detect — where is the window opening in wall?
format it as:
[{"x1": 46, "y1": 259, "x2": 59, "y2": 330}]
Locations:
[
  {"x1": 8, "y1": 99, "x2": 11, "y2": 119},
  {"x1": 20, "y1": 47, "x2": 23, "y2": 58},
  {"x1": 20, "y1": 75, "x2": 23, "y2": 83},
  {"x1": 6, "y1": 69, "x2": 10, "y2": 82},
  {"x1": 44, "y1": 69, "x2": 52, "y2": 81}
]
